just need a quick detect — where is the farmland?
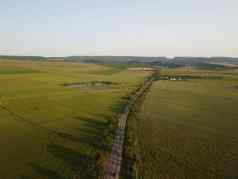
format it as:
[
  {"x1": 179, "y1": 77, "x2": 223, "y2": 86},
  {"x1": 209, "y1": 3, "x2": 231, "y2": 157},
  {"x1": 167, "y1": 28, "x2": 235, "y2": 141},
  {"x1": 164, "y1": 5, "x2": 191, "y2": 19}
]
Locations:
[
  {"x1": 124, "y1": 67, "x2": 238, "y2": 179},
  {"x1": 0, "y1": 59, "x2": 152, "y2": 179}
]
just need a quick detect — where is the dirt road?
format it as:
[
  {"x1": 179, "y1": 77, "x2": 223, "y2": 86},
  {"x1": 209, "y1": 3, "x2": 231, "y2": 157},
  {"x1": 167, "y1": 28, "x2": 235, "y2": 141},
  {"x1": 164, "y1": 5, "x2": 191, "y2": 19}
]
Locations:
[{"x1": 105, "y1": 75, "x2": 155, "y2": 179}]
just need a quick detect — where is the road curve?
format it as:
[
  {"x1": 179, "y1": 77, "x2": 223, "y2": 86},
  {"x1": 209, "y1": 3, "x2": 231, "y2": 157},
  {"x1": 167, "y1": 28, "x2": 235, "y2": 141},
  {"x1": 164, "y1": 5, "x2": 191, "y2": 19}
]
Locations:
[{"x1": 105, "y1": 74, "x2": 155, "y2": 179}]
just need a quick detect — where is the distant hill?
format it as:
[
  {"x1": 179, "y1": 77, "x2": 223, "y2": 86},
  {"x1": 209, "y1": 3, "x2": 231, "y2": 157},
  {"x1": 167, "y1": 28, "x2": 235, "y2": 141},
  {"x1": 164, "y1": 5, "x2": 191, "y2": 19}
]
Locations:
[
  {"x1": 64, "y1": 56, "x2": 238, "y2": 68},
  {"x1": 0, "y1": 55, "x2": 46, "y2": 61},
  {"x1": 1, "y1": 55, "x2": 238, "y2": 68}
]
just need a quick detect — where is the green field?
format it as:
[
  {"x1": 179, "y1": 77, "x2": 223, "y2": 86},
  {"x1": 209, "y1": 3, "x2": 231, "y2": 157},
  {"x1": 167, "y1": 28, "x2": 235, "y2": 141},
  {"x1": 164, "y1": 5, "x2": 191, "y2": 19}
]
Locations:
[
  {"x1": 125, "y1": 67, "x2": 238, "y2": 179},
  {"x1": 0, "y1": 60, "x2": 152, "y2": 179}
]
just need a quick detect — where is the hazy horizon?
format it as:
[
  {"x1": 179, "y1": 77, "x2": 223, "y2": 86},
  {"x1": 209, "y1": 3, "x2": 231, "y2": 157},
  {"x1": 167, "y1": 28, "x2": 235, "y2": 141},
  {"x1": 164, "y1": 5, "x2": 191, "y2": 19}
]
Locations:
[
  {"x1": 1, "y1": 0, "x2": 237, "y2": 57},
  {"x1": 1, "y1": 54, "x2": 238, "y2": 59}
]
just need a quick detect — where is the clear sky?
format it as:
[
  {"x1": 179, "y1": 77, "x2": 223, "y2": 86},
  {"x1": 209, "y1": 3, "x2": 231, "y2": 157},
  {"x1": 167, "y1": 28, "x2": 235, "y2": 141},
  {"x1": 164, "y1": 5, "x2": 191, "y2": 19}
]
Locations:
[{"x1": 0, "y1": 0, "x2": 237, "y2": 57}]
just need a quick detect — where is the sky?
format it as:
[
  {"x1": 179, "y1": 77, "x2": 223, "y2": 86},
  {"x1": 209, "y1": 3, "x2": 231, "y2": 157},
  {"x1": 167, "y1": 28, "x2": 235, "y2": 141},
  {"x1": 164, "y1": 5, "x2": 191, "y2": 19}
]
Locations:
[{"x1": 0, "y1": 0, "x2": 237, "y2": 57}]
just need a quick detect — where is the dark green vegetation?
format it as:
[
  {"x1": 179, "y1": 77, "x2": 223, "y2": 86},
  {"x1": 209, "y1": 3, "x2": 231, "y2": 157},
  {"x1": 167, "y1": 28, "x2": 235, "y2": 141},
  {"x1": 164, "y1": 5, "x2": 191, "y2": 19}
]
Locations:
[
  {"x1": 0, "y1": 60, "x2": 152, "y2": 179},
  {"x1": 124, "y1": 67, "x2": 238, "y2": 179}
]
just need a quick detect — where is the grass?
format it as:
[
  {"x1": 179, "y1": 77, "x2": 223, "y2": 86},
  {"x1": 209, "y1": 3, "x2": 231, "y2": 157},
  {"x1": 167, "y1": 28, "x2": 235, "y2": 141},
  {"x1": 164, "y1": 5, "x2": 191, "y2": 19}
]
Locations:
[
  {"x1": 0, "y1": 60, "x2": 39, "y2": 74},
  {"x1": 124, "y1": 67, "x2": 238, "y2": 179},
  {"x1": 0, "y1": 59, "x2": 152, "y2": 179}
]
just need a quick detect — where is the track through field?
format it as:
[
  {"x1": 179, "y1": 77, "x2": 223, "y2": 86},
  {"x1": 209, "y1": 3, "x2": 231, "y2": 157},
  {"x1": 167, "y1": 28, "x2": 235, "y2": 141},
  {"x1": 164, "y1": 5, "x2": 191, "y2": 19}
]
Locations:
[{"x1": 105, "y1": 73, "x2": 155, "y2": 179}]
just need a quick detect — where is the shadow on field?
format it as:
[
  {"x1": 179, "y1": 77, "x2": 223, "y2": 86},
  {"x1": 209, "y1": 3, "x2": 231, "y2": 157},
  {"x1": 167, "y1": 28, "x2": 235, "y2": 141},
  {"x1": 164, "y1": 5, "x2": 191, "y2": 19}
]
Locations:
[
  {"x1": 30, "y1": 163, "x2": 66, "y2": 179},
  {"x1": 24, "y1": 115, "x2": 116, "y2": 179},
  {"x1": 110, "y1": 99, "x2": 128, "y2": 114},
  {"x1": 57, "y1": 116, "x2": 115, "y2": 152},
  {"x1": 47, "y1": 144, "x2": 98, "y2": 178},
  {"x1": 41, "y1": 115, "x2": 115, "y2": 178},
  {"x1": 27, "y1": 142, "x2": 102, "y2": 178},
  {"x1": 24, "y1": 144, "x2": 98, "y2": 179},
  {"x1": 19, "y1": 163, "x2": 66, "y2": 179}
]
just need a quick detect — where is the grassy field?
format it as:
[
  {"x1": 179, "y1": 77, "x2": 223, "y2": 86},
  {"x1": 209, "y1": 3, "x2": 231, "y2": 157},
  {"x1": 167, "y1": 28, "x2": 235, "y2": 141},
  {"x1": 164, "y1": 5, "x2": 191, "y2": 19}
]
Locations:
[
  {"x1": 0, "y1": 59, "x2": 152, "y2": 179},
  {"x1": 125, "y1": 67, "x2": 238, "y2": 179}
]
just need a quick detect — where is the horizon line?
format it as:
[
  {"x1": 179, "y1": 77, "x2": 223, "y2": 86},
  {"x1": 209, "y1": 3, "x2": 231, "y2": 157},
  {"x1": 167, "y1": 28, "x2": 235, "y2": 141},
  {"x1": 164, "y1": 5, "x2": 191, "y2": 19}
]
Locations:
[{"x1": 1, "y1": 54, "x2": 238, "y2": 59}]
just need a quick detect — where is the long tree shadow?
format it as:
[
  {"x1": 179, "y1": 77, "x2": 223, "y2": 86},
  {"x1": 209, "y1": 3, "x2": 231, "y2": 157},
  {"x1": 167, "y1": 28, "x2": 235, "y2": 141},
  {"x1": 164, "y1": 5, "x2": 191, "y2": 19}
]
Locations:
[
  {"x1": 78, "y1": 116, "x2": 116, "y2": 151},
  {"x1": 47, "y1": 144, "x2": 99, "y2": 179},
  {"x1": 76, "y1": 116, "x2": 110, "y2": 129},
  {"x1": 56, "y1": 130, "x2": 107, "y2": 151},
  {"x1": 29, "y1": 163, "x2": 67, "y2": 179},
  {"x1": 46, "y1": 114, "x2": 119, "y2": 178},
  {"x1": 110, "y1": 99, "x2": 128, "y2": 114},
  {"x1": 57, "y1": 115, "x2": 115, "y2": 152}
]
